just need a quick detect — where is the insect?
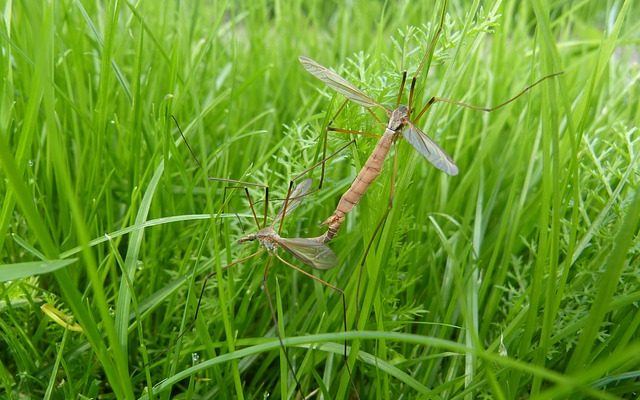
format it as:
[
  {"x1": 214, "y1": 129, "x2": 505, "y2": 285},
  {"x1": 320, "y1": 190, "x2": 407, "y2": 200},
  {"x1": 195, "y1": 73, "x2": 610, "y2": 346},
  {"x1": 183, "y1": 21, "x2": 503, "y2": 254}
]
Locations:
[
  {"x1": 299, "y1": 0, "x2": 562, "y2": 243},
  {"x1": 197, "y1": 178, "x2": 349, "y2": 396},
  {"x1": 235, "y1": 178, "x2": 337, "y2": 269},
  {"x1": 171, "y1": 117, "x2": 353, "y2": 397}
]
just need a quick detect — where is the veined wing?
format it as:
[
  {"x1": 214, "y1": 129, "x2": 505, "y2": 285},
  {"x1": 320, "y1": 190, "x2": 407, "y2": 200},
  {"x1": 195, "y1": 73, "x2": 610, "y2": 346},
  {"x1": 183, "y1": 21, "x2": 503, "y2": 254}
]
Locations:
[
  {"x1": 277, "y1": 237, "x2": 338, "y2": 270},
  {"x1": 403, "y1": 122, "x2": 459, "y2": 176},
  {"x1": 299, "y1": 56, "x2": 383, "y2": 110},
  {"x1": 274, "y1": 178, "x2": 312, "y2": 224}
]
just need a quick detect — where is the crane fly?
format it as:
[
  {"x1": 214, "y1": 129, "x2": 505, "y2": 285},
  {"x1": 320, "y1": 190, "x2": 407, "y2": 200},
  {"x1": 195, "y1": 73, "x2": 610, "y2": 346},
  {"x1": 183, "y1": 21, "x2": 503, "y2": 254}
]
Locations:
[
  {"x1": 188, "y1": 178, "x2": 350, "y2": 398},
  {"x1": 235, "y1": 178, "x2": 336, "y2": 269},
  {"x1": 299, "y1": 0, "x2": 561, "y2": 243},
  {"x1": 171, "y1": 117, "x2": 355, "y2": 397}
]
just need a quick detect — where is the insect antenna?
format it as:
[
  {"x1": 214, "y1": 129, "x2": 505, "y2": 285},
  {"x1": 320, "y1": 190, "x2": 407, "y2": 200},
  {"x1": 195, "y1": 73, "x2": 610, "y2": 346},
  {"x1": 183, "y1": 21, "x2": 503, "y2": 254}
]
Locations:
[{"x1": 395, "y1": 71, "x2": 407, "y2": 109}]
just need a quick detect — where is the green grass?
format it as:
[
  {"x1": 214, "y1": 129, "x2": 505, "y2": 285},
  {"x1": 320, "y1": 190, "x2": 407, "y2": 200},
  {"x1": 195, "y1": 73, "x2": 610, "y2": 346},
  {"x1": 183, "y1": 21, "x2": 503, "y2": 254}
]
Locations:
[{"x1": 1, "y1": 0, "x2": 639, "y2": 399}]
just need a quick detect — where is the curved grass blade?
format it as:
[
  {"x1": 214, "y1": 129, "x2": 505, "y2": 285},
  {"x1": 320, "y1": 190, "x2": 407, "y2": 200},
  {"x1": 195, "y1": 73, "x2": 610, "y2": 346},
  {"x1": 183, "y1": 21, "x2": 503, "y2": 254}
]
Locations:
[{"x1": 0, "y1": 259, "x2": 77, "y2": 282}]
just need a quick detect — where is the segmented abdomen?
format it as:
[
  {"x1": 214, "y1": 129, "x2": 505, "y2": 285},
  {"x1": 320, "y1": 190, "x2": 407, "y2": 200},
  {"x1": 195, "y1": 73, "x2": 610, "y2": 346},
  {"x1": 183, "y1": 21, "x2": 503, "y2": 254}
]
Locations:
[{"x1": 320, "y1": 129, "x2": 396, "y2": 242}]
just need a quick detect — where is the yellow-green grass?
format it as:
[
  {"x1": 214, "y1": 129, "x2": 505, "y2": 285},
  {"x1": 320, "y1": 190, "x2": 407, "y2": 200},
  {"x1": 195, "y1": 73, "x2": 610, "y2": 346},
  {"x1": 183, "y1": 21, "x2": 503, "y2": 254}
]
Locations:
[{"x1": 1, "y1": 0, "x2": 639, "y2": 399}]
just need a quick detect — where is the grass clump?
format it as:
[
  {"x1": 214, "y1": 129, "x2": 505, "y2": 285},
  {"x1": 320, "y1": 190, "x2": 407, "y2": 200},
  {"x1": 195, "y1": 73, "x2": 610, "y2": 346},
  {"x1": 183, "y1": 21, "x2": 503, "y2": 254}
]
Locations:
[{"x1": 1, "y1": 0, "x2": 639, "y2": 399}]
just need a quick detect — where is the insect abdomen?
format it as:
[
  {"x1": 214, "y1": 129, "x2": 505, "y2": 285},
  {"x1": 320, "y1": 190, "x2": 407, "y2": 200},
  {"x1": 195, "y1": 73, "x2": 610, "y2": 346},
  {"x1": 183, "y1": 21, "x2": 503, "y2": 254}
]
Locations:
[{"x1": 320, "y1": 129, "x2": 396, "y2": 242}]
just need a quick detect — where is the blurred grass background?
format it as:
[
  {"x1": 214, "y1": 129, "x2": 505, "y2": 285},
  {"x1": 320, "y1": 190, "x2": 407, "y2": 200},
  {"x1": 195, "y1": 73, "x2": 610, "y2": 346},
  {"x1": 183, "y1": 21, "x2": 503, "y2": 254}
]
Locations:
[{"x1": 1, "y1": 0, "x2": 639, "y2": 398}]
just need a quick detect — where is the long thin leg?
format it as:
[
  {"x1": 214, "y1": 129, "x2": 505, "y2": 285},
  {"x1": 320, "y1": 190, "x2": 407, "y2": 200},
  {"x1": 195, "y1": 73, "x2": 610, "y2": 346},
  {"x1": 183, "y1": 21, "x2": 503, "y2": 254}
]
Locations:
[
  {"x1": 213, "y1": 179, "x2": 268, "y2": 220},
  {"x1": 209, "y1": 177, "x2": 268, "y2": 188},
  {"x1": 220, "y1": 186, "x2": 247, "y2": 234},
  {"x1": 196, "y1": 251, "x2": 263, "y2": 320},
  {"x1": 262, "y1": 256, "x2": 306, "y2": 398},
  {"x1": 276, "y1": 181, "x2": 297, "y2": 235},
  {"x1": 319, "y1": 101, "x2": 385, "y2": 189},
  {"x1": 273, "y1": 138, "x2": 359, "y2": 222},
  {"x1": 172, "y1": 114, "x2": 202, "y2": 169},
  {"x1": 221, "y1": 185, "x2": 266, "y2": 231},
  {"x1": 317, "y1": 98, "x2": 349, "y2": 189},
  {"x1": 327, "y1": 127, "x2": 380, "y2": 139},
  {"x1": 405, "y1": 0, "x2": 447, "y2": 119},
  {"x1": 221, "y1": 183, "x2": 268, "y2": 225},
  {"x1": 171, "y1": 102, "x2": 268, "y2": 217},
  {"x1": 172, "y1": 115, "x2": 271, "y2": 228},
  {"x1": 413, "y1": 72, "x2": 563, "y2": 123},
  {"x1": 172, "y1": 116, "x2": 266, "y2": 193},
  {"x1": 176, "y1": 250, "x2": 264, "y2": 342},
  {"x1": 216, "y1": 180, "x2": 270, "y2": 236},
  {"x1": 273, "y1": 254, "x2": 359, "y2": 399},
  {"x1": 366, "y1": 109, "x2": 387, "y2": 130},
  {"x1": 242, "y1": 187, "x2": 261, "y2": 229},
  {"x1": 173, "y1": 116, "x2": 276, "y2": 332},
  {"x1": 292, "y1": 139, "x2": 356, "y2": 182},
  {"x1": 355, "y1": 207, "x2": 391, "y2": 326},
  {"x1": 329, "y1": 99, "x2": 349, "y2": 126}
]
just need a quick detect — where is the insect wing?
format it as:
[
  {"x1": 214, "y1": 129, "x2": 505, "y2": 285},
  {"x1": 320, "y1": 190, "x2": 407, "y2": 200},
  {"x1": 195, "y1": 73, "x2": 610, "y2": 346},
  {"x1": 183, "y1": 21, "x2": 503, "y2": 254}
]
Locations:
[
  {"x1": 403, "y1": 122, "x2": 459, "y2": 176},
  {"x1": 299, "y1": 56, "x2": 382, "y2": 109},
  {"x1": 277, "y1": 237, "x2": 338, "y2": 270},
  {"x1": 274, "y1": 178, "x2": 312, "y2": 224}
]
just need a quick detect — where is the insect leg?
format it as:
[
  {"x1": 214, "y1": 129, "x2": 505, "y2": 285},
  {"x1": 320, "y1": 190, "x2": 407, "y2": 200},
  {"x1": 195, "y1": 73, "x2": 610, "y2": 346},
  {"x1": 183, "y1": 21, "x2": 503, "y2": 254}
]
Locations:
[
  {"x1": 327, "y1": 127, "x2": 380, "y2": 139},
  {"x1": 262, "y1": 256, "x2": 306, "y2": 398},
  {"x1": 318, "y1": 101, "x2": 385, "y2": 190},
  {"x1": 291, "y1": 139, "x2": 356, "y2": 186},
  {"x1": 274, "y1": 253, "x2": 358, "y2": 398},
  {"x1": 272, "y1": 139, "x2": 358, "y2": 236},
  {"x1": 413, "y1": 72, "x2": 563, "y2": 123},
  {"x1": 320, "y1": 99, "x2": 348, "y2": 187},
  {"x1": 176, "y1": 249, "x2": 264, "y2": 343}
]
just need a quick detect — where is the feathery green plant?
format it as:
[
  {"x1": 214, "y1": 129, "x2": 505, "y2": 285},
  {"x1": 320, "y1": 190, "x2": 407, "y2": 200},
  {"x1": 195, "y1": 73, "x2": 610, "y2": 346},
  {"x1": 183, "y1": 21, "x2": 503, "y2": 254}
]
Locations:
[{"x1": 1, "y1": 0, "x2": 638, "y2": 399}]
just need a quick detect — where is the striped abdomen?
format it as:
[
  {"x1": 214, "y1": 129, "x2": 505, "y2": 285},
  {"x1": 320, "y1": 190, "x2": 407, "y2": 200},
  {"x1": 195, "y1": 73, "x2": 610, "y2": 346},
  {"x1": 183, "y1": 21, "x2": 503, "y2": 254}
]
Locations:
[{"x1": 320, "y1": 128, "x2": 396, "y2": 242}]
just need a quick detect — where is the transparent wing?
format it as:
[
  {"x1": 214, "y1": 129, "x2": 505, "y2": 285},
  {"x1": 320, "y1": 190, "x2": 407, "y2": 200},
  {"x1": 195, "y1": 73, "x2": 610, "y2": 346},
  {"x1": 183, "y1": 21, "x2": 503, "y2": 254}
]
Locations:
[
  {"x1": 276, "y1": 237, "x2": 338, "y2": 270},
  {"x1": 299, "y1": 56, "x2": 383, "y2": 109},
  {"x1": 274, "y1": 178, "x2": 312, "y2": 224},
  {"x1": 403, "y1": 122, "x2": 459, "y2": 176}
]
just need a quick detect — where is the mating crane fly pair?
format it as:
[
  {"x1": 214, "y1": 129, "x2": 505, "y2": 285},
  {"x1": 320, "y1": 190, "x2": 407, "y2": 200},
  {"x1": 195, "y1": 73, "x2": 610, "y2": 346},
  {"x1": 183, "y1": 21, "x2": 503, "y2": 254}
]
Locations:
[
  {"x1": 178, "y1": 0, "x2": 561, "y2": 396},
  {"x1": 299, "y1": 55, "x2": 561, "y2": 243},
  {"x1": 182, "y1": 175, "x2": 349, "y2": 395},
  {"x1": 300, "y1": 54, "x2": 458, "y2": 243}
]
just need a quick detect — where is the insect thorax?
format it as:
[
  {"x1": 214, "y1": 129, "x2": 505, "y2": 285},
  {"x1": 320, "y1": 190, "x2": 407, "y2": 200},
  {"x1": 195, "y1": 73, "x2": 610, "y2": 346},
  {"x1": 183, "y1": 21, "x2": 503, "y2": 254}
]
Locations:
[
  {"x1": 259, "y1": 238, "x2": 278, "y2": 253},
  {"x1": 388, "y1": 105, "x2": 409, "y2": 131},
  {"x1": 256, "y1": 227, "x2": 279, "y2": 253}
]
